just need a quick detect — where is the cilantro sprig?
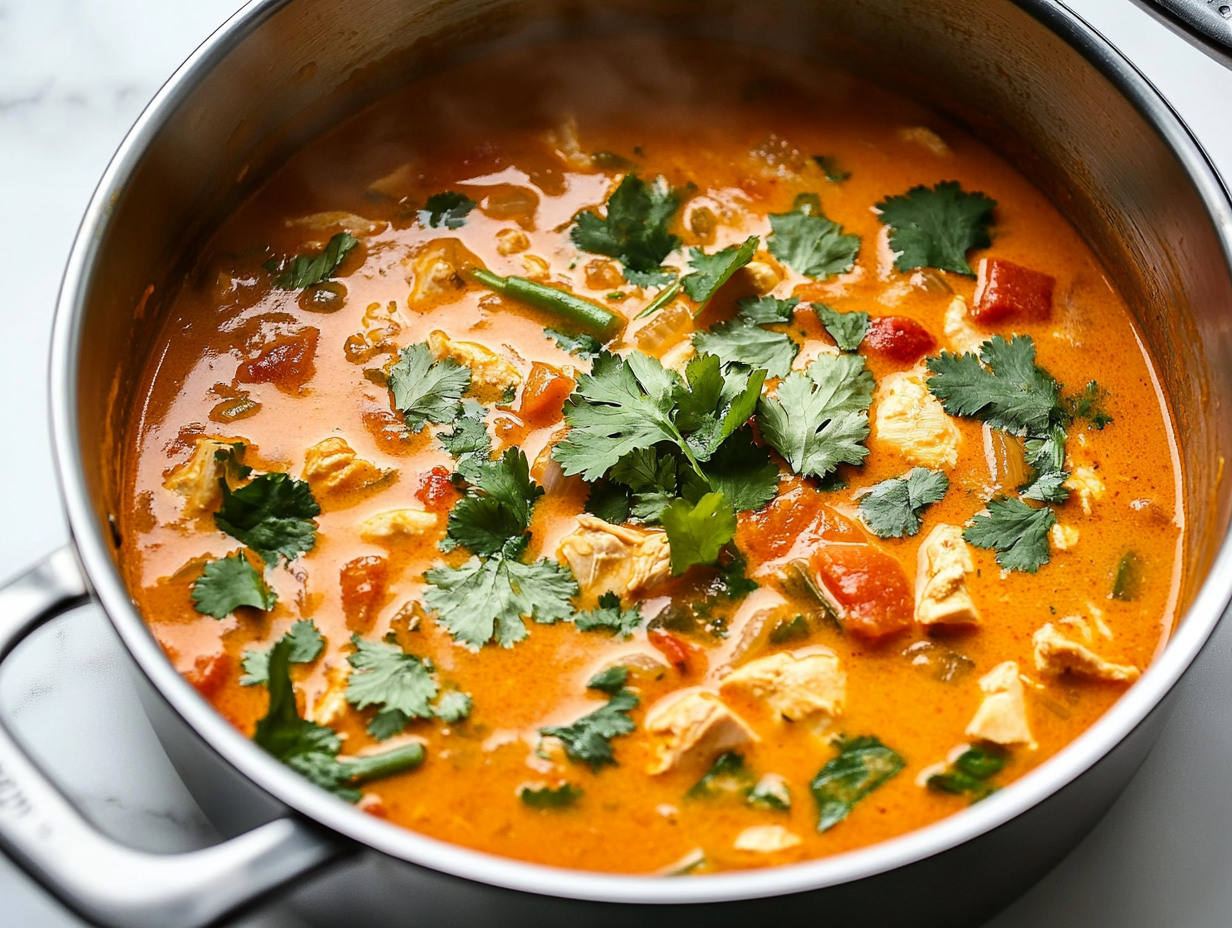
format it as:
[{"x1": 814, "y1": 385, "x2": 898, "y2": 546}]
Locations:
[
  {"x1": 540, "y1": 671, "x2": 639, "y2": 770},
  {"x1": 660, "y1": 492, "x2": 737, "y2": 575},
  {"x1": 681, "y1": 235, "x2": 759, "y2": 313},
  {"x1": 814, "y1": 304, "x2": 870, "y2": 352},
  {"x1": 811, "y1": 735, "x2": 904, "y2": 833},
  {"x1": 767, "y1": 193, "x2": 860, "y2": 279},
  {"x1": 858, "y1": 468, "x2": 950, "y2": 539},
  {"x1": 965, "y1": 498, "x2": 1056, "y2": 573},
  {"x1": 876, "y1": 181, "x2": 995, "y2": 275},
  {"x1": 191, "y1": 551, "x2": 277, "y2": 619},
  {"x1": 387, "y1": 342, "x2": 472, "y2": 433},
  {"x1": 693, "y1": 295, "x2": 800, "y2": 378},
  {"x1": 571, "y1": 174, "x2": 681, "y2": 286},
  {"x1": 424, "y1": 449, "x2": 578, "y2": 649},
  {"x1": 345, "y1": 635, "x2": 439, "y2": 740},
  {"x1": 240, "y1": 620, "x2": 323, "y2": 686},
  {"x1": 574, "y1": 592, "x2": 643, "y2": 637},
  {"x1": 214, "y1": 471, "x2": 320, "y2": 565},
  {"x1": 757, "y1": 353, "x2": 875, "y2": 480},
  {"x1": 420, "y1": 191, "x2": 476, "y2": 229},
  {"x1": 265, "y1": 232, "x2": 358, "y2": 290},
  {"x1": 253, "y1": 638, "x2": 425, "y2": 803}
]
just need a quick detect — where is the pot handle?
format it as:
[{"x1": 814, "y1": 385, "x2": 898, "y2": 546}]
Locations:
[{"x1": 0, "y1": 546, "x2": 342, "y2": 928}]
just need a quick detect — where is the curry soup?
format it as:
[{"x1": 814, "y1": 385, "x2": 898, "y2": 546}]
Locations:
[{"x1": 120, "y1": 38, "x2": 1182, "y2": 874}]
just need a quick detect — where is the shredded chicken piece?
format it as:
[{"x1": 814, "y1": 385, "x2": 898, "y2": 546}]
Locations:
[
  {"x1": 644, "y1": 690, "x2": 756, "y2": 775},
  {"x1": 943, "y1": 295, "x2": 984, "y2": 354},
  {"x1": 1063, "y1": 466, "x2": 1106, "y2": 516},
  {"x1": 965, "y1": 661, "x2": 1036, "y2": 748},
  {"x1": 556, "y1": 515, "x2": 671, "y2": 600},
  {"x1": 286, "y1": 211, "x2": 385, "y2": 236},
  {"x1": 1033, "y1": 623, "x2": 1141, "y2": 682},
  {"x1": 733, "y1": 825, "x2": 802, "y2": 853},
  {"x1": 897, "y1": 126, "x2": 951, "y2": 156},
  {"x1": 358, "y1": 508, "x2": 439, "y2": 544},
  {"x1": 303, "y1": 437, "x2": 389, "y2": 499},
  {"x1": 306, "y1": 664, "x2": 351, "y2": 726},
  {"x1": 163, "y1": 437, "x2": 240, "y2": 516},
  {"x1": 427, "y1": 330, "x2": 522, "y2": 403},
  {"x1": 719, "y1": 649, "x2": 845, "y2": 722},
  {"x1": 874, "y1": 372, "x2": 961, "y2": 469},
  {"x1": 915, "y1": 524, "x2": 980, "y2": 626},
  {"x1": 1050, "y1": 523, "x2": 1080, "y2": 551}
]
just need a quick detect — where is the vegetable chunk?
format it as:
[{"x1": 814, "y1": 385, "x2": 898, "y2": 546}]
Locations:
[
  {"x1": 810, "y1": 544, "x2": 913, "y2": 639},
  {"x1": 972, "y1": 258, "x2": 1055, "y2": 323}
]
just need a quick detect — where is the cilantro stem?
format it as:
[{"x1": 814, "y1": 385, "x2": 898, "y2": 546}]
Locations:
[
  {"x1": 635, "y1": 278, "x2": 682, "y2": 319},
  {"x1": 471, "y1": 268, "x2": 622, "y2": 339},
  {"x1": 340, "y1": 742, "x2": 426, "y2": 784}
]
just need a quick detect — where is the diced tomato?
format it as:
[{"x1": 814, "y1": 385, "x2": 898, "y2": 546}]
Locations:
[
  {"x1": 972, "y1": 258, "x2": 1054, "y2": 323},
  {"x1": 236, "y1": 329, "x2": 319, "y2": 391},
  {"x1": 362, "y1": 408, "x2": 415, "y2": 454},
  {"x1": 518, "y1": 362, "x2": 575, "y2": 424},
  {"x1": 736, "y1": 483, "x2": 863, "y2": 564},
  {"x1": 340, "y1": 555, "x2": 389, "y2": 629},
  {"x1": 186, "y1": 652, "x2": 232, "y2": 699},
  {"x1": 864, "y1": 316, "x2": 936, "y2": 363},
  {"x1": 648, "y1": 627, "x2": 697, "y2": 674},
  {"x1": 415, "y1": 466, "x2": 458, "y2": 512},
  {"x1": 810, "y1": 544, "x2": 913, "y2": 639}
]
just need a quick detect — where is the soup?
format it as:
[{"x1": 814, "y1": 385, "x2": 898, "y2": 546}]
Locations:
[{"x1": 119, "y1": 37, "x2": 1182, "y2": 874}]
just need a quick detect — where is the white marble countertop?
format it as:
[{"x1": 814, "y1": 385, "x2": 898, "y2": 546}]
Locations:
[{"x1": 2, "y1": 1, "x2": 1232, "y2": 924}]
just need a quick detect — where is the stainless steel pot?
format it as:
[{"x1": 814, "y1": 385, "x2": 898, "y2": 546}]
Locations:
[{"x1": 2, "y1": 1, "x2": 1231, "y2": 926}]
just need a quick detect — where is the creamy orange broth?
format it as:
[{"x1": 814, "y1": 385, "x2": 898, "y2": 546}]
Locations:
[{"x1": 120, "y1": 38, "x2": 1182, "y2": 874}]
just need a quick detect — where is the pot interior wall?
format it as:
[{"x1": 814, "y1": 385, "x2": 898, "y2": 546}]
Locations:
[{"x1": 72, "y1": 0, "x2": 1232, "y2": 636}]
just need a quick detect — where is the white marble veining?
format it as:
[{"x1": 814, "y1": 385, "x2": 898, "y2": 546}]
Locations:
[{"x1": 1, "y1": 0, "x2": 1231, "y2": 925}]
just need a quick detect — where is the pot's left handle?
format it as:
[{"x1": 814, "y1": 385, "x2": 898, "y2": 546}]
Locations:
[{"x1": 0, "y1": 546, "x2": 343, "y2": 928}]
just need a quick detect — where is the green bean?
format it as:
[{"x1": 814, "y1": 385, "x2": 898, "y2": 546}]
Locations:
[{"x1": 471, "y1": 268, "x2": 622, "y2": 339}]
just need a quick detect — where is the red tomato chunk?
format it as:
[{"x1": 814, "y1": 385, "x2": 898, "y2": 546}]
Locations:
[
  {"x1": 519, "y1": 362, "x2": 575, "y2": 424},
  {"x1": 236, "y1": 329, "x2": 319, "y2": 391},
  {"x1": 810, "y1": 544, "x2": 913, "y2": 639},
  {"x1": 865, "y1": 316, "x2": 936, "y2": 363},
  {"x1": 972, "y1": 258, "x2": 1054, "y2": 323},
  {"x1": 416, "y1": 466, "x2": 459, "y2": 512},
  {"x1": 340, "y1": 555, "x2": 389, "y2": 629}
]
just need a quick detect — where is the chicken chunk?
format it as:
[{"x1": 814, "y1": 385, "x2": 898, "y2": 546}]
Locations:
[
  {"x1": 163, "y1": 437, "x2": 242, "y2": 516},
  {"x1": 286, "y1": 211, "x2": 385, "y2": 237},
  {"x1": 644, "y1": 690, "x2": 757, "y2": 775},
  {"x1": 943, "y1": 295, "x2": 984, "y2": 354},
  {"x1": 915, "y1": 524, "x2": 980, "y2": 627},
  {"x1": 719, "y1": 649, "x2": 845, "y2": 722},
  {"x1": 428, "y1": 330, "x2": 522, "y2": 404},
  {"x1": 1033, "y1": 623, "x2": 1141, "y2": 683},
  {"x1": 1063, "y1": 466, "x2": 1106, "y2": 516},
  {"x1": 358, "y1": 508, "x2": 440, "y2": 544},
  {"x1": 1050, "y1": 523, "x2": 1080, "y2": 551},
  {"x1": 303, "y1": 437, "x2": 389, "y2": 501},
  {"x1": 556, "y1": 515, "x2": 671, "y2": 601},
  {"x1": 306, "y1": 664, "x2": 351, "y2": 727},
  {"x1": 965, "y1": 661, "x2": 1036, "y2": 748},
  {"x1": 406, "y1": 240, "x2": 481, "y2": 307},
  {"x1": 733, "y1": 825, "x2": 802, "y2": 853},
  {"x1": 873, "y1": 371, "x2": 961, "y2": 469}
]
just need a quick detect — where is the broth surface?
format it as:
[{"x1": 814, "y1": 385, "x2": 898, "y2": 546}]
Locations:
[{"x1": 120, "y1": 38, "x2": 1183, "y2": 874}]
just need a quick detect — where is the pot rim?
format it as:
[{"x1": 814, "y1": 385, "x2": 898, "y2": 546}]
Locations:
[{"x1": 48, "y1": 0, "x2": 1232, "y2": 905}]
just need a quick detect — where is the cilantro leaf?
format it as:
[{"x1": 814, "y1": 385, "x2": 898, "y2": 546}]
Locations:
[
  {"x1": 425, "y1": 553, "x2": 578, "y2": 650},
  {"x1": 214, "y1": 473, "x2": 320, "y2": 565},
  {"x1": 693, "y1": 318, "x2": 797, "y2": 380},
  {"x1": 681, "y1": 235, "x2": 759, "y2": 311},
  {"x1": 757, "y1": 353, "x2": 874, "y2": 479},
  {"x1": 433, "y1": 691, "x2": 473, "y2": 723},
  {"x1": 575, "y1": 592, "x2": 643, "y2": 638},
  {"x1": 447, "y1": 448, "x2": 543, "y2": 556},
  {"x1": 813, "y1": 304, "x2": 870, "y2": 352},
  {"x1": 675, "y1": 353, "x2": 766, "y2": 462},
  {"x1": 660, "y1": 491, "x2": 737, "y2": 575},
  {"x1": 553, "y1": 350, "x2": 685, "y2": 481},
  {"x1": 587, "y1": 665, "x2": 629, "y2": 695},
  {"x1": 812, "y1": 155, "x2": 850, "y2": 182},
  {"x1": 438, "y1": 398, "x2": 491, "y2": 482},
  {"x1": 570, "y1": 174, "x2": 681, "y2": 284},
  {"x1": 699, "y1": 426, "x2": 779, "y2": 512},
  {"x1": 545, "y1": 327, "x2": 603, "y2": 360},
  {"x1": 584, "y1": 479, "x2": 632, "y2": 523},
  {"x1": 255, "y1": 639, "x2": 425, "y2": 802},
  {"x1": 927, "y1": 746, "x2": 1006, "y2": 801},
  {"x1": 964, "y1": 497, "x2": 1056, "y2": 573},
  {"x1": 191, "y1": 551, "x2": 277, "y2": 619},
  {"x1": 387, "y1": 342, "x2": 472, "y2": 433},
  {"x1": 876, "y1": 181, "x2": 996, "y2": 275},
  {"x1": 767, "y1": 193, "x2": 860, "y2": 279},
  {"x1": 420, "y1": 191, "x2": 476, "y2": 229},
  {"x1": 541, "y1": 689, "x2": 639, "y2": 770},
  {"x1": 609, "y1": 446, "x2": 701, "y2": 523},
  {"x1": 519, "y1": 783, "x2": 583, "y2": 808},
  {"x1": 687, "y1": 752, "x2": 752, "y2": 800},
  {"x1": 266, "y1": 232, "x2": 358, "y2": 290},
  {"x1": 740, "y1": 295, "x2": 799, "y2": 324},
  {"x1": 1066, "y1": 381, "x2": 1113, "y2": 430},
  {"x1": 240, "y1": 619, "x2": 324, "y2": 686},
  {"x1": 811, "y1": 735, "x2": 904, "y2": 833},
  {"x1": 346, "y1": 634, "x2": 439, "y2": 740},
  {"x1": 858, "y1": 468, "x2": 950, "y2": 539},
  {"x1": 925, "y1": 335, "x2": 1061, "y2": 435}
]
